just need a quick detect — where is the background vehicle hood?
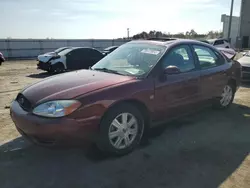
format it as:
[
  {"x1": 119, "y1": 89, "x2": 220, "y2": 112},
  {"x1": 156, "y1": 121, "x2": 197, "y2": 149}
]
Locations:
[
  {"x1": 238, "y1": 56, "x2": 250, "y2": 67},
  {"x1": 37, "y1": 52, "x2": 57, "y2": 62},
  {"x1": 22, "y1": 70, "x2": 134, "y2": 105},
  {"x1": 216, "y1": 47, "x2": 236, "y2": 60}
]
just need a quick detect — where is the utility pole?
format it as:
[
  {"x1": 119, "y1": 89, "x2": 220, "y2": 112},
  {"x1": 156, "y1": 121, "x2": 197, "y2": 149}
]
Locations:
[
  {"x1": 127, "y1": 28, "x2": 130, "y2": 39},
  {"x1": 227, "y1": 0, "x2": 234, "y2": 41}
]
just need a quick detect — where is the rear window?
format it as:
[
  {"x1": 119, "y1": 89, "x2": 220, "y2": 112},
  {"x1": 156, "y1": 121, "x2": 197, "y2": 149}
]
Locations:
[{"x1": 214, "y1": 40, "x2": 224, "y2": 45}]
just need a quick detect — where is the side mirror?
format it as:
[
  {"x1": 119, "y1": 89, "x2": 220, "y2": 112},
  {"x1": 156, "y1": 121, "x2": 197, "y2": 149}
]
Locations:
[{"x1": 164, "y1": 65, "x2": 181, "y2": 75}]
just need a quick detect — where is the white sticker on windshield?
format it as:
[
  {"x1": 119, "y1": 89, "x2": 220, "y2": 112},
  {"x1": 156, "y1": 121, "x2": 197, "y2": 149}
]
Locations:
[{"x1": 141, "y1": 49, "x2": 160, "y2": 55}]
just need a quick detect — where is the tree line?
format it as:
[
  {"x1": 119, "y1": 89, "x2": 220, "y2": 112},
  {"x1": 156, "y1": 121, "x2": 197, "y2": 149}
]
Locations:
[{"x1": 132, "y1": 29, "x2": 223, "y2": 40}]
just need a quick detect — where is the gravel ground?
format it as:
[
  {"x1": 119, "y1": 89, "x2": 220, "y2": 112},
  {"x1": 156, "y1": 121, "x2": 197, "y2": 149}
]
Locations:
[{"x1": 0, "y1": 60, "x2": 249, "y2": 188}]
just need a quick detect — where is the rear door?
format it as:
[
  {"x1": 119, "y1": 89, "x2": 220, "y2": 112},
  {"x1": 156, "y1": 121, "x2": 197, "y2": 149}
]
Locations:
[
  {"x1": 66, "y1": 49, "x2": 82, "y2": 70},
  {"x1": 153, "y1": 44, "x2": 201, "y2": 122},
  {"x1": 192, "y1": 45, "x2": 230, "y2": 101},
  {"x1": 84, "y1": 49, "x2": 104, "y2": 67}
]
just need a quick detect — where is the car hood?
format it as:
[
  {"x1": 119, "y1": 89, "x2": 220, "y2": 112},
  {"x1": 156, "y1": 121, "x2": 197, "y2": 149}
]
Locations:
[
  {"x1": 237, "y1": 56, "x2": 250, "y2": 67},
  {"x1": 38, "y1": 52, "x2": 57, "y2": 62},
  {"x1": 22, "y1": 70, "x2": 134, "y2": 105},
  {"x1": 216, "y1": 47, "x2": 236, "y2": 59}
]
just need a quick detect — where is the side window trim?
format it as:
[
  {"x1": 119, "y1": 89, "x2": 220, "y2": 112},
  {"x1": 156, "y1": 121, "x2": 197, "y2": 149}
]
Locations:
[
  {"x1": 161, "y1": 44, "x2": 197, "y2": 74},
  {"x1": 191, "y1": 44, "x2": 224, "y2": 70},
  {"x1": 188, "y1": 44, "x2": 201, "y2": 69}
]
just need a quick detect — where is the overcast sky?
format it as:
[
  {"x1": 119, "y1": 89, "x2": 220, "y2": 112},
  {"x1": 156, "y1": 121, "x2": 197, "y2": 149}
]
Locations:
[{"x1": 1, "y1": 0, "x2": 242, "y2": 39}]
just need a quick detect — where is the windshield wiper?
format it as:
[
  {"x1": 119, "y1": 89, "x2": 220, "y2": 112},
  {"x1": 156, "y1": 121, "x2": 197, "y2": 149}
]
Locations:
[{"x1": 92, "y1": 68, "x2": 124, "y2": 75}]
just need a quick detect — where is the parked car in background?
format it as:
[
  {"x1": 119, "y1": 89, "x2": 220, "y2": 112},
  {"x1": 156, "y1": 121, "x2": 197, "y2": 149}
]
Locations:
[
  {"x1": 237, "y1": 51, "x2": 250, "y2": 81},
  {"x1": 37, "y1": 47, "x2": 69, "y2": 64},
  {"x1": 0, "y1": 52, "x2": 5, "y2": 66},
  {"x1": 102, "y1": 46, "x2": 118, "y2": 56},
  {"x1": 216, "y1": 47, "x2": 236, "y2": 60},
  {"x1": 11, "y1": 39, "x2": 241, "y2": 155},
  {"x1": 37, "y1": 47, "x2": 104, "y2": 73},
  {"x1": 198, "y1": 39, "x2": 210, "y2": 44},
  {"x1": 208, "y1": 39, "x2": 231, "y2": 48}
]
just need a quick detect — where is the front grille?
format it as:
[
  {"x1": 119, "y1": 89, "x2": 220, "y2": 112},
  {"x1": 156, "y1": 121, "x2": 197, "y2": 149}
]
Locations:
[
  {"x1": 242, "y1": 73, "x2": 250, "y2": 79},
  {"x1": 37, "y1": 61, "x2": 50, "y2": 70},
  {"x1": 16, "y1": 93, "x2": 32, "y2": 111},
  {"x1": 241, "y1": 66, "x2": 250, "y2": 72}
]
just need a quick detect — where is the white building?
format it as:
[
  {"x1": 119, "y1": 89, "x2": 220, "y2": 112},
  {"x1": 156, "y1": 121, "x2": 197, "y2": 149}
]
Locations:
[
  {"x1": 239, "y1": 0, "x2": 250, "y2": 48},
  {"x1": 221, "y1": 14, "x2": 240, "y2": 47}
]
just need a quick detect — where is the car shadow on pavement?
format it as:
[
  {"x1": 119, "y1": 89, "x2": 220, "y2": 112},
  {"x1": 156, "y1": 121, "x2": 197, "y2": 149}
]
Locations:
[
  {"x1": 26, "y1": 72, "x2": 53, "y2": 79},
  {"x1": 0, "y1": 103, "x2": 249, "y2": 188}
]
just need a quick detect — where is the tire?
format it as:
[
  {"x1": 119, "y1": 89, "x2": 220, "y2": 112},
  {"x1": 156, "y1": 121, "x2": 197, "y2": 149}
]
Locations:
[
  {"x1": 97, "y1": 103, "x2": 145, "y2": 155},
  {"x1": 51, "y1": 63, "x2": 64, "y2": 73},
  {"x1": 213, "y1": 82, "x2": 235, "y2": 109},
  {"x1": 47, "y1": 67, "x2": 54, "y2": 73}
]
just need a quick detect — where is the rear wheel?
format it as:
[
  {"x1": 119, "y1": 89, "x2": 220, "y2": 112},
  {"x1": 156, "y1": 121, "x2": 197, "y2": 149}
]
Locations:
[
  {"x1": 97, "y1": 104, "x2": 145, "y2": 155},
  {"x1": 214, "y1": 83, "x2": 235, "y2": 109}
]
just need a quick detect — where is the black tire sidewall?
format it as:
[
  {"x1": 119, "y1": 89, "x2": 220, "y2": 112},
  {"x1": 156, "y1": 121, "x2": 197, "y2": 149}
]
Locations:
[
  {"x1": 51, "y1": 63, "x2": 64, "y2": 73},
  {"x1": 97, "y1": 104, "x2": 144, "y2": 155}
]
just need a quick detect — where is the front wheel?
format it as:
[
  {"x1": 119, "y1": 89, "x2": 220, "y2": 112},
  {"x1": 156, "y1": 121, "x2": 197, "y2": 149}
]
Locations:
[
  {"x1": 97, "y1": 104, "x2": 145, "y2": 155},
  {"x1": 214, "y1": 83, "x2": 235, "y2": 109},
  {"x1": 50, "y1": 63, "x2": 65, "y2": 74}
]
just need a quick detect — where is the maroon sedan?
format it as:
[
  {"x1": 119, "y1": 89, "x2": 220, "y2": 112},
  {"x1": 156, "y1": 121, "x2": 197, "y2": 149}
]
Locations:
[{"x1": 10, "y1": 39, "x2": 241, "y2": 155}]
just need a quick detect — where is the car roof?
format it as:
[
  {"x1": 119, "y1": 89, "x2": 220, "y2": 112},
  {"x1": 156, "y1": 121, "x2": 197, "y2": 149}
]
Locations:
[
  {"x1": 128, "y1": 39, "x2": 213, "y2": 48},
  {"x1": 207, "y1": 38, "x2": 226, "y2": 42},
  {"x1": 147, "y1": 37, "x2": 178, "y2": 42},
  {"x1": 71, "y1": 47, "x2": 102, "y2": 52},
  {"x1": 72, "y1": 47, "x2": 94, "y2": 50}
]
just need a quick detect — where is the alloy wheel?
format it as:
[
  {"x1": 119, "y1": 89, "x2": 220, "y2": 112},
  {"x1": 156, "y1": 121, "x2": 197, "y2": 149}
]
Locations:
[
  {"x1": 108, "y1": 112, "x2": 138, "y2": 149},
  {"x1": 220, "y1": 85, "x2": 233, "y2": 107}
]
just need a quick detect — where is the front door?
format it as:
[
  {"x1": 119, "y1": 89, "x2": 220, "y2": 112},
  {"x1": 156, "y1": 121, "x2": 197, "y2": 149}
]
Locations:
[{"x1": 153, "y1": 44, "x2": 201, "y2": 122}]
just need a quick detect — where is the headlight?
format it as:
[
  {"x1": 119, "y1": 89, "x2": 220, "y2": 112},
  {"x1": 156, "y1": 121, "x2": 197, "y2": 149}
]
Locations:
[
  {"x1": 32, "y1": 100, "x2": 81, "y2": 118},
  {"x1": 50, "y1": 55, "x2": 60, "y2": 60}
]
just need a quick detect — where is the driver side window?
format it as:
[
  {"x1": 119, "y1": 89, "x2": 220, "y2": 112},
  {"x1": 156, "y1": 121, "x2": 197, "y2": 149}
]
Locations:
[{"x1": 162, "y1": 45, "x2": 195, "y2": 73}]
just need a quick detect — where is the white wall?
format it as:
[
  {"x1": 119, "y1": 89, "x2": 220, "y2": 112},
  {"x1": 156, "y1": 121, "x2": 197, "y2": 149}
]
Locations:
[
  {"x1": 239, "y1": 0, "x2": 250, "y2": 48},
  {"x1": 0, "y1": 39, "x2": 130, "y2": 59},
  {"x1": 221, "y1": 14, "x2": 240, "y2": 47}
]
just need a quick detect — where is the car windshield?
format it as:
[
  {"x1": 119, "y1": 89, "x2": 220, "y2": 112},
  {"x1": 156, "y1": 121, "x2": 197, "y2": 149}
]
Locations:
[
  {"x1": 92, "y1": 43, "x2": 166, "y2": 76},
  {"x1": 54, "y1": 47, "x2": 67, "y2": 53},
  {"x1": 58, "y1": 48, "x2": 73, "y2": 56}
]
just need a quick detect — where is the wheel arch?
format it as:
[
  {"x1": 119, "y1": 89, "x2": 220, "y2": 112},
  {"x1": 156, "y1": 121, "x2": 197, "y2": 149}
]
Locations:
[
  {"x1": 228, "y1": 78, "x2": 237, "y2": 92},
  {"x1": 101, "y1": 99, "x2": 151, "y2": 130},
  {"x1": 50, "y1": 57, "x2": 67, "y2": 69}
]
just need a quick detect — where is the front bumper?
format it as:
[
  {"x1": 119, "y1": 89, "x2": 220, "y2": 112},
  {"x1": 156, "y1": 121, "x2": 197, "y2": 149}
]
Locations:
[
  {"x1": 37, "y1": 61, "x2": 51, "y2": 71},
  {"x1": 10, "y1": 101, "x2": 99, "y2": 146},
  {"x1": 241, "y1": 66, "x2": 250, "y2": 81},
  {"x1": 242, "y1": 71, "x2": 250, "y2": 81}
]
